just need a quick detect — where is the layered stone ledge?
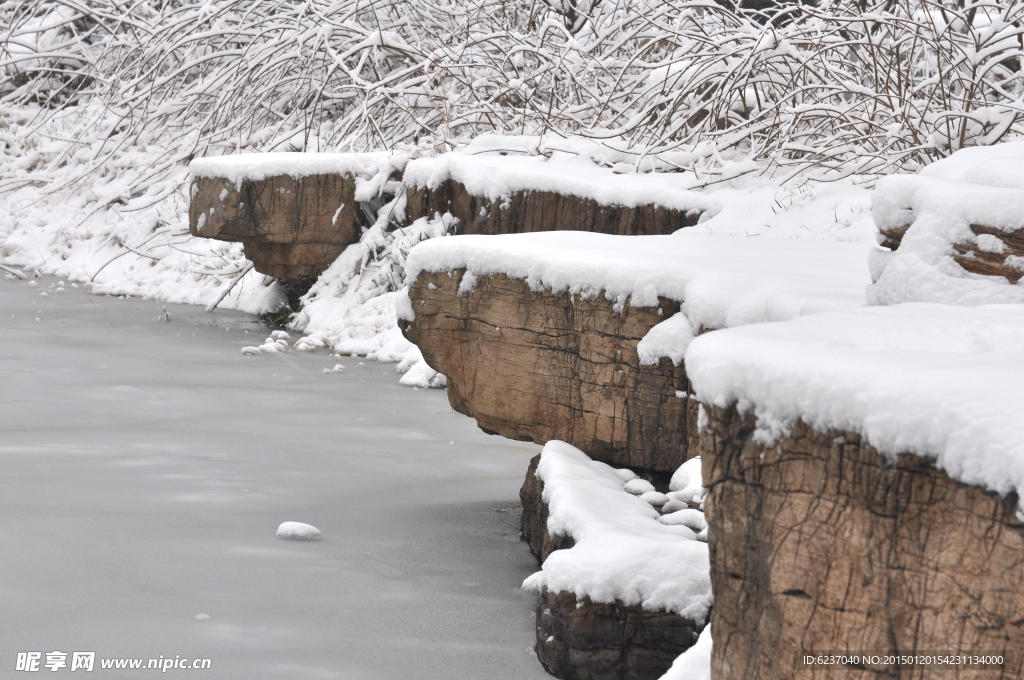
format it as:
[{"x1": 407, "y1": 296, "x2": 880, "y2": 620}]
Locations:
[
  {"x1": 401, "y1": 269, "x2": 697, "y2": 475},
  {"x1": 700, "y1": 404, "x2": 1024, "y2": 680},
  {"x1": 406, "y1": 178, "x2": 704, "y2": 237}
]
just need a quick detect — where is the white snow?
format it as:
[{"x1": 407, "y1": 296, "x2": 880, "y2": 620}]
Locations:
[
  {"x1": 522, "y1": 441, "x2": 711, "y2": 620},
  {"x1": 669, "y1": 458, "x2": 705, "y2": 499},
  {"x1": 658, "y1": 626, "x2": 713, "y2": 680},
  {"x1": 190, "y1": 152, "x2": 397, "y2": 184},
  {"x1": 919, "y1": 142, "x2": 1024, "y2": 187},
  {"x1": 293, "y1": 214, "x2": 454, "y2": 388},
  {"x1": 624, "y1": 479, "x2": 656, "y2": 495},
  {"x1": 640, "y1": 491, "x2": 670, "y2": 506},
  {"x1": 638, "y1": 313, "x2": 695, "y2": 366},
  {"x1": 276, "y1": 521, "x2": 324, "y2": 541},
  {"x1": 686, "y1": 303, "x2": 1024, "y2": 498},
  {"x1": 405, "y1": 231, "x2": 873, "y2": 334}
]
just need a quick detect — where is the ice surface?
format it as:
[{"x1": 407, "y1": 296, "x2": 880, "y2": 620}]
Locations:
[
  {"x1": 0, "y1": 277, "x2": 546, "y2": 680},
  {"x1": 686, "y1": 303, "x2": 1024, "y2": 498},
  {"x1": 405, "y1": 231, "x2": 873, "y2": 332},
  {"x1": 522, "y1": 442, "x2": 711, "y2": 619}
]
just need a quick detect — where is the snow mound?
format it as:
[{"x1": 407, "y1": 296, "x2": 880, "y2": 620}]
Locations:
[
  {"x1": 686, "y1": 303, "x2": 1024, "y2": 499},
  {"x1": 406, "y1": 231, "x2": 872, "y2": 335},
  {"x1": 670, "y1": 458, "x2": 705, "y2": 500},
  {"x1": 276, "y1": 522, "x2": 323, "y2": 541},
  {"x1": 919, "y1": 141, "x2": 1024, "y2": 187},
  {"x1": 190, "y1": 152, "x2": 397, "y2": 185},
  {"x1": 522, "y1": 441, "x2": 711, "y2": 619},
  {"x1": 870, "y1": 144, "x2": 1024, "y2": 306},
  {"x1": 638, "y1": 313, "x2": 695, "y2": 366}
]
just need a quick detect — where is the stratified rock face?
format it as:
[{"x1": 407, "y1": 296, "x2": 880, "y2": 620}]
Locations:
[
  {"x1": 406, "y1": 179, "x2": 703, "y2": 237},
  {"x1": 535, "y1": 589, "x2": 701, "y2": 680},
  {"x1": 189, "y1": 174, "x2": 362, "y2": 280},
  {"x1": 520, "y1": 453, "x2": 703, "y2": 680},
  {"x1": 403, "y1": 270, "x2": 696, "y2": 474},
  {"x1": 701, "y1": 404, "x2": 1024, "y2": 680}
]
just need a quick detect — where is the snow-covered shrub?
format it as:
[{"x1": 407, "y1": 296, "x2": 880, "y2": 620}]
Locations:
[{"x1": 6, "y1": 0, "x2": 1024, "y2": 179}]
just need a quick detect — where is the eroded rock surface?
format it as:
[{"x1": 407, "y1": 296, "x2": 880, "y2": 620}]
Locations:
[
  {"x1": 402, "y1": 269, "x2": 697, "y2": 474},
  {"x1": 189, "y1": 173, "x2": 368, "y2": 280},
  {"x1": 520, "y1": 453, "x2": 704, "y2": 680},
  {"x1": 406, "y1": 179, "x2": 703, "y2": 237},
  {"x1": 701, "y1": 404, "x2": 1024, "y2": 680}
]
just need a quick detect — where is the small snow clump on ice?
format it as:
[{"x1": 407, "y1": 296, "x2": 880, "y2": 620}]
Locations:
[{"x1": 276, "y1": 522, "x2": 323, "y2": 541}]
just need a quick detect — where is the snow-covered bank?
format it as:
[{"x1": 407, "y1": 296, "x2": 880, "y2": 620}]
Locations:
[
  {"x1": 2, "y1": 102, "x2": 881, "y2": 386},
  {"x1": 404, "y1": 230, "x2": 873, "y2": 337},
  {"x1": 686, "y1": 303, "x2": 1024, "y2": 498}
]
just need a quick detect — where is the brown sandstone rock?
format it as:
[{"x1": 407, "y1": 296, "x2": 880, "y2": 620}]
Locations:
[
  {"x1": 402, "y1": 269, "x2": 694, "y2": 474},
  {"x1": 189, "y1": 173, "x2": 366, "y2": 280},
  {"x1": 701, "y1": 404, "x2": 1024, "y2": 680},
  {"x1": 406, "y1": 179, "x2": 704, "y2": 236}
]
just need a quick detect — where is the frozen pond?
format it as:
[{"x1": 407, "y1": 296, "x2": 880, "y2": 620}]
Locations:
[{"x1": 0, "y1": 276, "x2": 547, "y2": 679}]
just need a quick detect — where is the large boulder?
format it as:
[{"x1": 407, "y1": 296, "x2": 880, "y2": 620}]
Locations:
[
  {"x1": 402, "y1": 150, "x2": 715, "y2": 239},
  {"x1": 403, "y1": 269, "x2": 693, "y2": 474},
  {"x1": 400, "y1": 231, "x2": 871, "y2": 474},
  {"x1": 189, "y1": 172, "x2": 363, "y2": 281},
  {"x1": 700, "y1": 406, "x2": 1024, "y2": 680},
  {"x1": 685, "y1": 303, "x2": 1024, "y2": 680},
  {"x1": 187, "y1": 153, "x2": 396, "y2": 282}
]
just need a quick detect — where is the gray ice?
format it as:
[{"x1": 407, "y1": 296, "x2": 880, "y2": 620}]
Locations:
[{"x1": 0, "y1": 276, "x2": 547, "y2": 679}]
